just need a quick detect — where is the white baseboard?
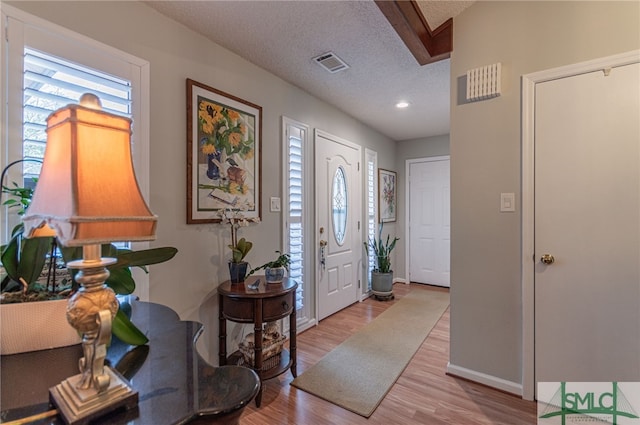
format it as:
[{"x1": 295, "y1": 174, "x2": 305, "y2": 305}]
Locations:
[
  {"x1": 446, "y1": 362, "x2": 523, "y2": 396},
  {"x1": 393, "y1": 277, "x2": 408, "y2": 284}
]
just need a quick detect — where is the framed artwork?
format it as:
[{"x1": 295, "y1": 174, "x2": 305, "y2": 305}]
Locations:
[
  {"x1": 187, "y1": 79, "x2": 261, "y2": 223},
  {"x1": 378, "y1": 168, "x2": 397, "y2": 223}
]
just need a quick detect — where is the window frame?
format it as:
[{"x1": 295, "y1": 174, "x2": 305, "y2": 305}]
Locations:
[
  {"x1": 364, "y1": 148, "x2": 378, "y2": 294},
  {"x1": 1, "y1": 5, "x2": 152, "y2": 299},
  {"x1": 282, "y1": 116, "x2": 315, "y2": 332}
]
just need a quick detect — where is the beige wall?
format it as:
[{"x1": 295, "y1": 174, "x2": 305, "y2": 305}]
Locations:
[
  {"x1": 450, "y1": 1, "x2": 640, "y2": 387},
  {"x1": 6, "y1": 1, "x2": 397, "y2": 364},
  {"x1": 8, "y1": 0, "x2": 638, "y2": 393},
  {"x1": 394, "y1": 134, "x2": 449, "y2": 281}
]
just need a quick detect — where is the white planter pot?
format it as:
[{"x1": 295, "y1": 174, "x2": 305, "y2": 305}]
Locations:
[
  {"x1": 265, "y1": 266, "x2": 286, "y2": 283},
  {"x1": 0, "y1": 299, "x2": 81, "y2": 355}
]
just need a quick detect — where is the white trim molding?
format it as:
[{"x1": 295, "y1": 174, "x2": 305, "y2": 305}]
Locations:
[
  {"x1": 282, "y1": 116, "x2": 313, "y2": 331},
  {"x1": 447, "y1": 363, "x2": 523, "y2": 397},
  {"x1": 521, "y1": 49, "x2": 640, "y2": 401}
]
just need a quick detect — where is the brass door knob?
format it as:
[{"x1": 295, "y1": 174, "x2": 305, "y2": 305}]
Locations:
[{"x1": 540, "y1": 254, "x2": 555, "y2": 265}]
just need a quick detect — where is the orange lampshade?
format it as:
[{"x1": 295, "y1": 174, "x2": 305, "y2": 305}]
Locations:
[{"x1": 22, "y1": 96, "x2": 157, "y2": 246}]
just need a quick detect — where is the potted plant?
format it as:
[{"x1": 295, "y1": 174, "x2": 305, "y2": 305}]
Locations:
[
  {"x1": 364, "y1": 223, "x2": 399, "y2": 300},
  {"x1": 218, "y1": 208, "x2": 259, "y2": 283},
  {"x1": 248, "y1": 251, "x2": 291, "y2": 283},
  {"x1": 228, "y1": 237, "x2": 252, "y2": 283},
  {"x1": 1, "y1": 161, "x2": 178, "y2": 353}
]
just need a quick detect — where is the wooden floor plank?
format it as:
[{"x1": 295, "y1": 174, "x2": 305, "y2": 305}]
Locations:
[{"x1": 241, "y1": 283, "x2": 537, "y2": 424}]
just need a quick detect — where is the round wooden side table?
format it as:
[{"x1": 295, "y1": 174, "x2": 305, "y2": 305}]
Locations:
[{"x1": 218, "y1": 276, "x2": 298, "y2": 407}]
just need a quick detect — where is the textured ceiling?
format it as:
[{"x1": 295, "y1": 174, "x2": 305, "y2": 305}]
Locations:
[{"x1": 146, "y1": 1, "x2": 474, "y2": 141}]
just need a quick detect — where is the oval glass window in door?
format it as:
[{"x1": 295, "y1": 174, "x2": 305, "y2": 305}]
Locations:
[{"x1": 332, "y1": 166, "x2": 348, "y2": 245}]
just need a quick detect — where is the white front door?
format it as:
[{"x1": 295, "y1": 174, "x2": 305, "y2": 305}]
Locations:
[
  {"x1": 315, "y1": 130, "x2": 361, "y2": 320},
  {"x1": 408, "y1": 157, "x2": 450, "y2": 287},
  {"x1": 534, "y1": 62, "x2": 640, "y2": 383}
]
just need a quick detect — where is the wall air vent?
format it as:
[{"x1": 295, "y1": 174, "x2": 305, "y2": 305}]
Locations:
[
  {"x1": 466, "y1": 62, "x2": 502, "y2": 102},
  {"x1": 313, "y1": 52, "x2": 349, "y2": 73}
]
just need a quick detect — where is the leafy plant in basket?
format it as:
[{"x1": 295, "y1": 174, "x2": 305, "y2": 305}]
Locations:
[
  {"x1": 1, "y1": 160, "x2": 178, "y2": 345},
  {"x1": 364, "y1": 223, "x2": 399, "y2": 299}
]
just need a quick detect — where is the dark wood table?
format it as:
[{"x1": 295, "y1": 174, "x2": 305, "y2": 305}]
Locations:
[
  {"x1": 218, "y1": 276, "x2": 297, "y2": 407},
  {"x1": 1, "y1": 300, "x2": 260, "y2": 425}
]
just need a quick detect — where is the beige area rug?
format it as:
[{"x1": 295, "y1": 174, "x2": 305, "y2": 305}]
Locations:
[{"x1": 291, "y1": 288, "x2": 449, "y2": 417}]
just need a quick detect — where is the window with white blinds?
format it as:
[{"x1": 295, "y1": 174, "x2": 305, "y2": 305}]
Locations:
[
  {"x1": 287, "y1": 128, "x2": 304, "y2": 311},
  {"x1": 3, "y1": 8, "x2": 150, "y2": 295},
  {"x1": 365, "y1": 149, "x2": 378, "y2": 291},
  {"x1": 22, "y1": 48, "x2": 133, "y2": 186},
  {"x1": 283, "y1": 117, "x2": 311, "y2": 329}
]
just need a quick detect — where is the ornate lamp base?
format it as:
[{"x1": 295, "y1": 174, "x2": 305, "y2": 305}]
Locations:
[
  {"x1": 50, "y1": 246, "x2": 140, "y2": 424},
  {"x1": 50, "y1": 367, "x2": 138, "y2": 425}
]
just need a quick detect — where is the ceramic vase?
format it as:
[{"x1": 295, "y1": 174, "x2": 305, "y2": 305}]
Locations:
[
  {"x1": 206, "y1": 150, "x2": 222, "y2": 180},
  {"x1": 228, "y1": 261, "x2": 248, "y2": 283},
  {"x1": 264, "y1": 267, "x2": 285, "y2": 283}
]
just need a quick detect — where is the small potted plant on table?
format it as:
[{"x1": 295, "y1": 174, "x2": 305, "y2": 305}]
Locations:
[
  {"x1": 248, "y1": 251, "x2": 291, "y2": 283},
  {"x1": 218, "y1": 208, "x2": 259, "y2": 283}
]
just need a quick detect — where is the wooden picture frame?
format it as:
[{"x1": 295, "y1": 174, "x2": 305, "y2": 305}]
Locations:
[
  {"x1": 186, "y1": 79, "x2": 261, "y2": 223},
  {"x1": 378, "y1": 168, "x2": 397, "y2": 223}
]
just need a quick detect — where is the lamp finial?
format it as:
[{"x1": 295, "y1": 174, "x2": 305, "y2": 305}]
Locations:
[{"x1": 79, "y1": 93, "x2": 102, "y2": 110}]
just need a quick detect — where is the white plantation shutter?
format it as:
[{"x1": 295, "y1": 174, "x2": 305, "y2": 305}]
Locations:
[
  {"x1": 22, "y1": 48, "x2": 132, "y2": 185},
  {"x1": 283, "y1": 117, "x2": 312, "y2": 329},
  {"x1": 3, "y1": 9, "x2": 149, "y2": 283},
  {"x1": 365, "y1": 149, "x2": 378, "y2": 291},
  {"x1": 288, "y1": 129, "x2": 304, "y2": 311}
]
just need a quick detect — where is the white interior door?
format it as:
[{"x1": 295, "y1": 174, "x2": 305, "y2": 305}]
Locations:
[
  {"x1": 408, "y1": 157, "x2": 450, "y2": 287},
  {"x1": 535, "y1": 62, "x2": 640, "y2": 383},
  {"x1": 315, "y1": 131, "x2": 361, "y2": 320}
]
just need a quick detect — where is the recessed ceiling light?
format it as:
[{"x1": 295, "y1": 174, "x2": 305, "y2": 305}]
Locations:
[{"x1": 396, "y1": 101, "x2": 410, "y2": 109}]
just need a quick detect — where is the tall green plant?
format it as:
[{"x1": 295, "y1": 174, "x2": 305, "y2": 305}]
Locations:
[{"x1": 364, "y1": 223, "x2": 399, "y2": 273}]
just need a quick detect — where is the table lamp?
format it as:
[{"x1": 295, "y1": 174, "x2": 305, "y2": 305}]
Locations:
[{"x1": 22, "y1": 93, "x2": 157, "y2": 424}]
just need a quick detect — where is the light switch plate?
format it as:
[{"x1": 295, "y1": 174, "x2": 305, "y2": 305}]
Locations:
[
  {"x1": 270, "y1": 197, "x2": 281, "y2": 212},
  {"x1": 500, "y1": 193, "x2": 515, "y2": 212}
]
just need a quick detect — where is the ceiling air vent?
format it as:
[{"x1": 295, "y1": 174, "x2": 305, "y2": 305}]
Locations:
[{"x1": 314, "y1": 52, "x2": 349, "y2": 74}]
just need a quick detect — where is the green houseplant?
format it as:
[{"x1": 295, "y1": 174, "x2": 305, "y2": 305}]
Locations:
[
  {"x1": 364, "y1": 223, "x2": 399, "y2": 300},
  {"x1": 248, "y1": 251, "x2": 291, "y2": 283},
  {"x1": 218, "y1": 208, "x2": 259, "y2": 282},
  {"x1": 1, "y1": 161, "x2": 178, "y2": 352}
]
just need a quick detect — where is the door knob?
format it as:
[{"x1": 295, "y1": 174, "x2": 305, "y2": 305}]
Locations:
[{"x1": 540, "y1": 254, "x2": 555, "y2": 265}]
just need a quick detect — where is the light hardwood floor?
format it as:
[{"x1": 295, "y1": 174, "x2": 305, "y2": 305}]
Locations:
[{"x1": 241, "y1": 283, "x2": 537, "y2": 425}]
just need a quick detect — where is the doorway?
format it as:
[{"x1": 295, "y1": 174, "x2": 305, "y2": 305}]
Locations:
[
  {"x1": 315, "y1": 130, "x2": 361, "y2": 320},
  {"x1": 522, "y1": 51, "x2": 640, "y2": 399},
  {"x1": 407, "y1": 156, "x2": 450, "y2": 287}
]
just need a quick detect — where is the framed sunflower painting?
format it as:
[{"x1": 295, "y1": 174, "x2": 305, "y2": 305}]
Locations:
[{"x1": 187, "y1": 79, "x2": 261, "y2": 223}]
